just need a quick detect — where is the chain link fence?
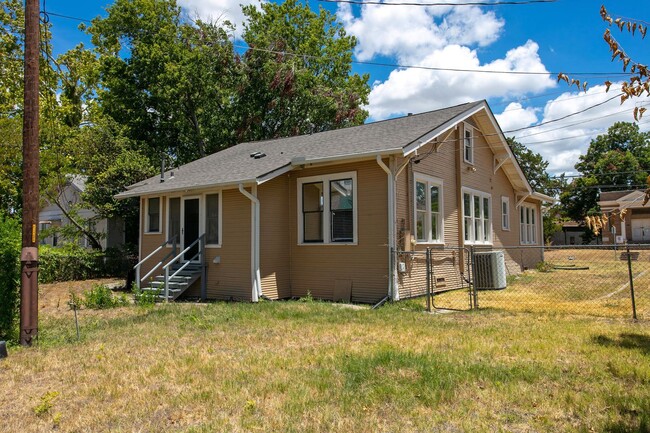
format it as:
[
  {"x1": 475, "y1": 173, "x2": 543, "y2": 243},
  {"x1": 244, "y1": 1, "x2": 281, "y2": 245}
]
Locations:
[{"x1": 396, "y1": 245, "x2": 647, "y2": 320}]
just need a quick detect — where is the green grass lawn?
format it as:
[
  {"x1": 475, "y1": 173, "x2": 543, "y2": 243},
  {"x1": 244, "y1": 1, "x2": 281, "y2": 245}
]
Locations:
[{"x1": 2, "y1": 300, "x2": 649, "y2": 433}]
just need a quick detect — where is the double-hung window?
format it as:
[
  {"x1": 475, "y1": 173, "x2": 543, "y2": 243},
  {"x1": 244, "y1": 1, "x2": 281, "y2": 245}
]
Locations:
[
  {"x1": 462, "y1": 189, "x2": 491, "y2": 244},
  {"x1": 463, "y1": 125, "x2": 474, "y2": 164},
  {"x1": 414, "y1": 175, "x2": 443, "y2": 243},
  {"x1": 520, "y1": 203, "x2": 538, "y2": 245},
  {"x1": 298, "y1": 172, "x2": 357, "y2": 244},
  {"x1": 501, "y1": 196, "x2": 510, "y2": 231},
  {"x1": 146, "y1": 197, "x2": 161, "y2": 233}
]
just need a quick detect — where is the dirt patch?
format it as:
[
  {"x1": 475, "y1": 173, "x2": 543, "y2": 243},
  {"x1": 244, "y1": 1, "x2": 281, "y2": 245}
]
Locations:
[{"x1": 40, "y1": 278, "x2": 126, "y2": 317}]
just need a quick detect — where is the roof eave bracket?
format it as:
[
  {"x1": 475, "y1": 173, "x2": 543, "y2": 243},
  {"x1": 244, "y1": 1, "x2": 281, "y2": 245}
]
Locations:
[{"x1": 493, "y1": 153, "x2": 510, "y2": 174}]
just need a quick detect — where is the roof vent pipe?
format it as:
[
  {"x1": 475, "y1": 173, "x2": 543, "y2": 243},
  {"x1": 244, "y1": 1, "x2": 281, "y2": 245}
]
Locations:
[{"x1": 160, "y1": 157, "x2": 165, "y2": 183}]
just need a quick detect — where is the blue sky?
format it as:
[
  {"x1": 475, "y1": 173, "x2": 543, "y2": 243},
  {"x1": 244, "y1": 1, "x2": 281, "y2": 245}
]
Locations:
[{"x1": 45, "y1": 0, "x2": 650, "y2": 175}]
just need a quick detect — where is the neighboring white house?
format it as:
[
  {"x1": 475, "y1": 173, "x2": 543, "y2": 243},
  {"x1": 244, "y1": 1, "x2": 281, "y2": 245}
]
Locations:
[{"x1": 39, "y1": 175, "x2": 125, "y2": 249}]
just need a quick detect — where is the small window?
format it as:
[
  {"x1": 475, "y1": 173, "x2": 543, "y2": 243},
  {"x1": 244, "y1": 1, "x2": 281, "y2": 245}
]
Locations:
[
  {"x1": 463, "y1": 126, "x2": 474, "y2": 164},
  {"x1": 462, "y1": 189, "x2": 491, "y2": 245},
  {"x1": 520, "y1": 203, "x2": 538, "y2": 245},
  {"x1": 298, "y1": 172, "x2": 357, "y2": 244},
  {"x1": 501, "y1": 196, "x2": 510, "y2": 231},
  {"x1": 414, "y1": 175, "x2": 443, "y2": 243},
  {"x1": 146, "y1": 197, "x2": 161, "y2": 233},
  {"x1": 205, "y1": 194, "x2": 220, "y2": 245},
  {"x1": 168, "y1": 197, "x2": 181, "y2": 242}
]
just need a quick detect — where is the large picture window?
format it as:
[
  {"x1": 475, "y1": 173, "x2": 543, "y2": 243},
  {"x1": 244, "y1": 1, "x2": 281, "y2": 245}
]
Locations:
[
  {"x1": 298, "y1": 172, "x2": 357, "y2": 244},
  {"x1": 462, "y1": 189, "x2": 491, "y2": 244},
  {"x1": 146, "y1": 197, "x2": 161, "y2": 233},
  {"x1": 414, "y1": 175, "x2": 443, "y2": 243},
  {"x1": 520, "y1": 203, "x2": 538, "y2": 245}
]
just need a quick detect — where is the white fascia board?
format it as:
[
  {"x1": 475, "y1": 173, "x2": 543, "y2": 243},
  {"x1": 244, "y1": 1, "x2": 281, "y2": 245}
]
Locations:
[
  {"x1": 293, "y1": 148, "x2": 403, "y2": 166},
  {"x1": 114, "y1": 179, "x2": 257, "y2": 200},
  {"x1": 530, "y1": 192, "x2": 558, "y2": 204},
  {"x1": 403, "y1": 102, "x2": 487, "y2": 156},
  {"x1": 257, "y1": 163, "x2": 293, "y2": 185}
]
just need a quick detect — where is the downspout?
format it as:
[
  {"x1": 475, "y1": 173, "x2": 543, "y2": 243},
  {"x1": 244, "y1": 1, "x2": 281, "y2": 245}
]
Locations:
[
  {"x1": 376, "y1": 155, "x2": 398, "y2": 301},
  {"x1": 239, "y1": 184, "x2": 262, "y2": 302}
]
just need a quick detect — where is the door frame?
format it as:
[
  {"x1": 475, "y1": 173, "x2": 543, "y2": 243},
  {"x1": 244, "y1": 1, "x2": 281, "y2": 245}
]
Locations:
[{"x1": 182, "y1": 195, "x2": 202, "y2": 262}]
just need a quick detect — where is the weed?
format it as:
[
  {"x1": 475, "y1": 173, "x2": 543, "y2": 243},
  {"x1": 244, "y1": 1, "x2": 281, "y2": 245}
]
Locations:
[
  {"x1": 535, "y1": 261, "x2": 554, "y2": 273},
  {"x1": 80, "y1": 284, "x2": 129, "y2": 309},
  {"x1": 132, "y1": 283, "x2": 159, "y2": 307},
  {"x1": 33, "y1": 391, "x2": 59, "y2": 416}
]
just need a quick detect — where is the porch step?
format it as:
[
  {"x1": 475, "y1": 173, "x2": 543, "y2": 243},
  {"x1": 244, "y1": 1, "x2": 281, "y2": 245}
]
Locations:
[{"x1": 141, "y1": 262, "x2": 204, "y2": 301}]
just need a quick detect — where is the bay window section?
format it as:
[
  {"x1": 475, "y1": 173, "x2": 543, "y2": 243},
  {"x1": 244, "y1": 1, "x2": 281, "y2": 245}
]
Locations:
[
  {"x1": 298, "y1": 172, "x2": 357, "y2": 244},
  {"x1": 414, "y1": 175, "x2": 443, "y2": 243},
  {"x1": 520, "y1": 204, "x2": 538, "y2": 245},
  {"x1": 462, "y1": 189, "x2": 491, "y2": 244}
]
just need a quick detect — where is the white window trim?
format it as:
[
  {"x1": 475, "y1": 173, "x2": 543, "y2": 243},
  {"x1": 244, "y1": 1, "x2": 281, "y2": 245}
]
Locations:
[
  {"x1": 501, "y1": 196, "x2": 510, "y2": 231},
  {"x1": 203, "y1": 191, "x2": 222, "y2": 248},
  {"x1": 144, "y1": 196, "x2": 163, "y2": 235},
  {"x1": 461, "y1": 187, "x2": 492, "y2": 245},
  {"x1": 463, "y1": 123, "x2": 475, "y2": 165},
  {"x1": 520, "y1": 202, "x2": 538, "y2": 245},
  {"x1": 297, "y1": 171, "x2": 358, "y2": 245},
  {"x1": 413, "y1": 173, "x2": 444, "y2": 245}
]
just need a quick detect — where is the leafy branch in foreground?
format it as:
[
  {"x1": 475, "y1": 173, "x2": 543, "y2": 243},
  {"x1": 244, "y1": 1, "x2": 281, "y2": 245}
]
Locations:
[{"x1": 557, "y1": 5, "x2": 649, "y2": 120}]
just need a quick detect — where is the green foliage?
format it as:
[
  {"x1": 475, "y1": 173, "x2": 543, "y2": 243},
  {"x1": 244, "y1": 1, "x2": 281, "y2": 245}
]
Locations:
[
  {"x1": 535, "y1": 261, "x2": 554, "y2": 273},
  {"x1": 132, "y1": 283, "x2": 159, "y2": 307},
  {"x1": 561, "y1": 122, "x2": 650, "y2": 225},
  {"x1": 39, "y1": 244, "x2": 135, "y2": 283},
  {"x1": 79, "y1": 284, "x2": 129, "y2": 310},
  {"x1": 237, "y1": 0, "x2": 369, "y2": 143},
  {"x1": 507, "y1": 137, "x2": 562, "y2": 196},
  {"x1": 0, "y1": 215, "x2": 20, "y2": 340},
  {"x1": 32, "y1": 391, "x2": 59, "y2": 416}
]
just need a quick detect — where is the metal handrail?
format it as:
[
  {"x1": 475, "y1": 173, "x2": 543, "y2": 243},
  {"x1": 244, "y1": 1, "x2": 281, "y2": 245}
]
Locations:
[
  {"x1": 162, "y1": 234, "x2": 205, "y2": 301},
  {"x1": 134, "y1": 235, "x2": 177, "y2": 289}
]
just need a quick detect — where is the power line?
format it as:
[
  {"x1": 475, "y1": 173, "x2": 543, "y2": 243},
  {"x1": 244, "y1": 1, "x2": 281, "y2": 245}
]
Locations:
[
  {"x1": 320, "y1": 0, "x2": 556, "y2": 5},
  {"x1": 234, "y1": 43, "x2": 630, "y2": 77},
  {"x1": 45, "y1": 11, "x2": 92, "y2": 23}
]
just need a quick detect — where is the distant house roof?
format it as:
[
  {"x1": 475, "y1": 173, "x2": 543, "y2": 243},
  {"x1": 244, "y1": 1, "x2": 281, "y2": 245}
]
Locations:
[
  {"x1": 599, "y1": 190, "x2": 649, "y2": 210},
  {"x1": 116, "y1": 100, "x2": 550, "y2": 201}
]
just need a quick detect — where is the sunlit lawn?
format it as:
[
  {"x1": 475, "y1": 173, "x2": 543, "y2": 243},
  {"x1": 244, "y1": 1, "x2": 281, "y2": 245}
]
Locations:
[{"x1": 1, "y1": 295, "x2": 649, "y2": 432}]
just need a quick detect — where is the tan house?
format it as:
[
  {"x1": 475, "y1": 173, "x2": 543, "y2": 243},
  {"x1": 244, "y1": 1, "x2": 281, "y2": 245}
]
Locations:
[
  {"x1": 599, "y1": 190, "x2": 650, "y2": 244},
  {"x1": 117, "y1": 100, "x2": 553, "y2": 303}
]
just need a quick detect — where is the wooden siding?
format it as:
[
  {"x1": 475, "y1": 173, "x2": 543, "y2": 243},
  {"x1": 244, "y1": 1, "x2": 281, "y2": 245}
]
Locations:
[
  {"x1": 138, "y1": 190, "x2": 252, "y2": 301},
  {"x1": 289, "y1": 160, "x2": 389, "y2": 303},
  {"x1": 139, "y1": 196, "x2": 168, "y2": 282},
  {"x1": 395, "y1": 117, "x2": 544, "y2": 298},
  {"x1": 259, "y1": 175, "x2": 291, "y2": 299}
]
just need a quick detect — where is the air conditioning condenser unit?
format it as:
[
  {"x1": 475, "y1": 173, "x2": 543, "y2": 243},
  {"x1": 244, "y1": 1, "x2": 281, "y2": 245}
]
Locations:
[{"x1": 473, "y1": 250, "x2": 507, "y2": 290}]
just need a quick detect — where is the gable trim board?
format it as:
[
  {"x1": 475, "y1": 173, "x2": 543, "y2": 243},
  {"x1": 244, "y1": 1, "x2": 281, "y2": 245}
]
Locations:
[{"x1": 121, "y1": 100, "x2": 553, "y2": 302}]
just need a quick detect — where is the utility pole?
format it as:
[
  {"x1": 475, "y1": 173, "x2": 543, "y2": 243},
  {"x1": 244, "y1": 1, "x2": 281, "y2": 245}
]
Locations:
[{"x1": 20, "y1": 0, "x2": 40, "y2": 347}]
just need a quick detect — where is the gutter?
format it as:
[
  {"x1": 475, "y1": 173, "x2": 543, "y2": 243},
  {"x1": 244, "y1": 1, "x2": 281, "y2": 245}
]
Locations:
[
  {"x1": 238, "y1": 184, "x2": 262, "y2": 302},
  {"x1": 376, "y1": 155, "x2": 399, "y2": 301}
]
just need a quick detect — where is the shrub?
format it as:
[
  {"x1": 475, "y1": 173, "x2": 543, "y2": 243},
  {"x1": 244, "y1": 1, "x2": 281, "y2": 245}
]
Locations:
[
  {"x1": 535, "y1": 261, "x2": 554, "y2": 273},
  {"x1": 80, "y1": 284, "x2": 129, "y2": 309},
  {"x1": 0, "y1": 216, "x2": 20, "y2": 340},
  {"x1": 39, "y1": 244, "x2": 136, "y2": 283},
  {"x1": 132, "y1": 283, "x2": 159, "y2": 307}
]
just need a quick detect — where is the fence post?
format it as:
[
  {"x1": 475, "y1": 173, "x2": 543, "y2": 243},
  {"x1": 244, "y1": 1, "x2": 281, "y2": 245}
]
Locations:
[
  {"x1": 625, "y1": 245, "x2": 638, "y2": 321},
  {"x1": 426, "y1": 248, "x2": 431, "y2": 312},
  {"x1": 469, "y1": 246, "x2": 478, "y2": 310}
]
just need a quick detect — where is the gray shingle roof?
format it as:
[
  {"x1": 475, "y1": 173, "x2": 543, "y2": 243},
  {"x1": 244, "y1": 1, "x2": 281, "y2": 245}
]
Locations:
[{"x1": 117, "y1": 101, "x2": 484, "y2": 198}]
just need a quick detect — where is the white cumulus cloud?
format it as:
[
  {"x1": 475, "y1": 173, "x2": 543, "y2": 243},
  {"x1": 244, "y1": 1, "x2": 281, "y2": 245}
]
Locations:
[
  {"x1": 367, "y1": 41, "x2": 555, "y2": 120},
  {"x1": 178, "y1": 0, "x2": 262, "y2": 36}
]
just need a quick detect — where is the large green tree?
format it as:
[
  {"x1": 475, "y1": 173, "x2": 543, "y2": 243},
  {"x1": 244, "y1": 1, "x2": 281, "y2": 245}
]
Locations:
[
  {"x1": 507, "y1": 137, "x2": 559, "y2": 196},
  {"x1": 87, "y1": 0, "x2": 239, "y2": 164},
  {"x1": 236, "y1": 0, "x2": 369, "y2": 142},
  {"x1": 560, "y1": 122, "x2": 650, "y2": 222}
]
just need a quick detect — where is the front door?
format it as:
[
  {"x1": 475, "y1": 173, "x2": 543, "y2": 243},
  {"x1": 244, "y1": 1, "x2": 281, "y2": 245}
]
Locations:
[{"x1": 183, "y1": 197, "x2": 200, "y2": 260}]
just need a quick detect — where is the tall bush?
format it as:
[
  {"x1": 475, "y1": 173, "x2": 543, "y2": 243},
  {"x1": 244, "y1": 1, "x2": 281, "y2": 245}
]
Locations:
[{"x1": 0, "y1": 216, "x2": 21, "y2": 340}]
